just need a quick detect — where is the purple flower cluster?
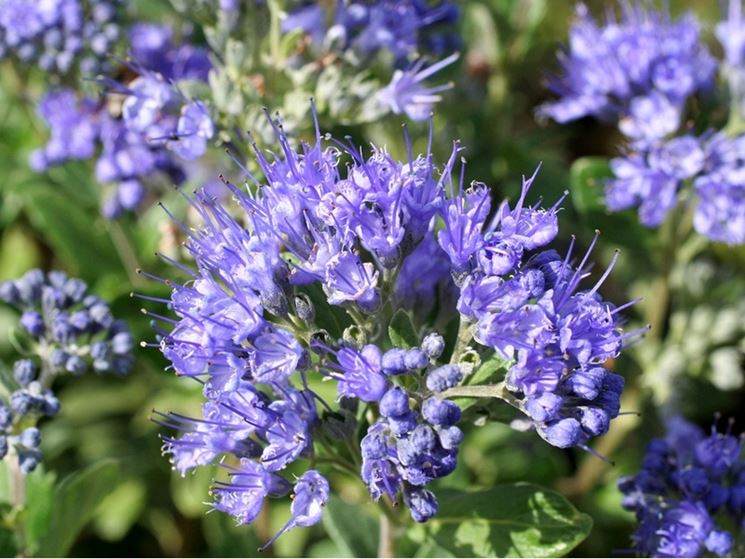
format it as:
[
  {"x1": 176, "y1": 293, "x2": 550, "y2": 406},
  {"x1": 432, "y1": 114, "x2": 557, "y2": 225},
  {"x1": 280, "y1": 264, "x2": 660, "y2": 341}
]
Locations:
[
  {"x1": 0, "y1": 0, "x2": 122, "y2": 75},
  {"x1": 438, "y1": 168, "x2": 631, "y2": 450},
  {"x1": 30, "y1": 23, "x2": 213, "y2": 218},
  {"x1": 282, "y1": 1, "x2": 460, "y2": 121},
  {"x1": 147, "y1": 109, "x2": 627, "y2": 542},
  {"x1": 282, "y1": 0, "x2": 459, "y2": 60},
  {"x1": 360, "y1": 347, "x2": 464, "y2": 522},
  {"x1": 619, "y1": 417, "x2": 744, "y2": 557},
  {"x1": 608, "y1": 132, "x2": 745, "y2": 245},
  {"x1": 538, "y1": 2, "x2": 715, "y2": 145},
  {"x1": 0, "y1": 269, "x2": 133, "y2": 473}
]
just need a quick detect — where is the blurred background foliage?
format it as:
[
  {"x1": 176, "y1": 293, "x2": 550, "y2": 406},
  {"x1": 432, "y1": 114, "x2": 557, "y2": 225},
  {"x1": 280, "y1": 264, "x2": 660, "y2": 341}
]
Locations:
[{"x1": 0, "y1": 0, "x2": 742, "y2": 556}]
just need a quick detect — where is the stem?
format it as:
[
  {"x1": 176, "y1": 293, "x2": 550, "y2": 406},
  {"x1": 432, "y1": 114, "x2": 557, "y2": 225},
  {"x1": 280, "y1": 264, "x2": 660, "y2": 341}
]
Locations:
[
  {"x1": 725, "y1": 66, "x2": 745, "y2": 137},
  {"x1": 106, "y1": 220, "x2": 143, "y2": 287},
  {"x1": 449, "y1": 318, "x2": 473, "y2": 364},
  {"x1": 256, "y1": 505, "x2": 274, "y2": 557},
  {"x1": 10, "y1": 454, "x2": 25, "y2": 510},
  {"x1": 9, "y1": 452, "x2": 27, "y2": 554},
  {"x1": 268, "y1": 0, "x2": 281, "y2": 65},
  {"x1": 377, "y1": 506, "x2": 395, "y2": 559}
]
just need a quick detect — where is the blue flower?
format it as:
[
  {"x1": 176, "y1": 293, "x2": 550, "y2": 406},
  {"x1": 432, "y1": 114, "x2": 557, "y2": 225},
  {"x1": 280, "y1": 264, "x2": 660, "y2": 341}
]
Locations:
[
  {"x1": 0, "y1": 269, "x2": 132, "y2": 474},
  {"x1": 717, "y1": 0, "x2": 745, "y2": 69},
  {"x1": 286, "y1": 1, "x2": 459, "y2": 62},
  {"x1": 0, "y1": 0, "x2": 122, "y2": 76},
  {"x1": 29, "y1": 90, "x2": 99, "y2": 171},
  {"x1": 146, "y1": 108, "x2": 629, "y2": 540},
  {"x1": 333, "y1": 345, "x2": 388, "y2": 402},
  {"x1": 619, "y1": 417, "x2": 741, "y2": 557},
  {"x1": 539, "y1": 2, "x2": 715, "y2": 143},
  {"x1": 378, "y1": 53, "x2": 458, "y2": 121},
  {"x1": 212, "y1": 459, "x2": 290, "y2": 525},
  {"x1": 324, "y1": 252, "x2": 381, "y2": 312}
]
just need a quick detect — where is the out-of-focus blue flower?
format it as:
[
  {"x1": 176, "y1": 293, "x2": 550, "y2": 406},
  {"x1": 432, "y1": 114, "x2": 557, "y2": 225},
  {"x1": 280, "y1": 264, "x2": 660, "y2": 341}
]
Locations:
[
  {"x1": 717, "y1": 0, "x2": 745, "y2": 69},
  {"x1": 0, "y1": 269, "x2": 133, "y2": 473},
  {"x1": 619, "y1": 417, "x2": 742, "y2": 557},
  {"x1": 284, "y1": 0, "x2": 459, "y2": 61},
  {"x1": 607, "y1": 132, "x2": 745, "y2": 244},
  {"x1": 29, "y1": 90, "x2": 99, "y2": 171},
  {"x1": 0, "y1": 0, "x2": 122, "y2": 75},
  {"x1": 31, "y1": 22, "x2": 213, "y2": 218},
  {"x1": 378, "y1": 53, "x2": 458, "y2": 121},
  {"x1": 538, "y1": 2, "x2": 715, "y2": 143}
]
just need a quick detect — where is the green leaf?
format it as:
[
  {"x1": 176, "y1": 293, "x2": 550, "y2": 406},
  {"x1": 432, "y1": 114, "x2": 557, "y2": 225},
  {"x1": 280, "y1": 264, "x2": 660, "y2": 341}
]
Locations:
[
  {"x1": 202, "y1": 509, "x2": 261, "y2": 557},
  {"x1": 322, "y1": 495, "x2": 379, "y2": 558},
  {"x1": 171, "y1": 463, "x2": 214, "y2": 517},
  {"x1": 455, "y1": 353, "x2": 511, "y2": 410},
  {"x1": 0, "y1": 527, "x2": 18, "y2": 557},
  {"x1": 92, "y1": 478, "x2": 146, "y2": 541},
  {"x1": 37, "y1": 460, "x2": 120, "y2": 557},
  {"x1": 24, "y1": 467, "x2": 56, "y2": 556},
  {"x1": 18, "y1": 185, "x2": 122, "y2": 284},
  {"x1": 569, "y1": 157, "x2": 655, "y2": 250},
  {"x1": 467, "y1": 353, "x2": 510, "y2": 386},
  {"x1": 388, "y1": 309, "x2": 419, "y2": 349},
  {"x1": 569, "y1": 157, "x2": 611, "y2": 216},
  {"x1": 422, "y1": 484, "x2": 592, "y2": 557}
]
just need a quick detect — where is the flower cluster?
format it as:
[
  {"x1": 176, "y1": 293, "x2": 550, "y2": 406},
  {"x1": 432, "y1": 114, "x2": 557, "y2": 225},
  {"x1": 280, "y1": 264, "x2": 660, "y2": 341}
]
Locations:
[
  {"x1": 438, "y1": 168, "x2": 631, "y2": 450},
  {"x1": 543, "y1": 2, "x2": 745, "y2": 246},
  {"x1": 147, "y1": 109, "x2": 628, "y2": 545},
  {"x1": 0, "y1": 0, "x2": 123, "y2": 76},
  {"x1": 608, "y1": 132, "x2": 745, "y2": 244},
  {"x1": 0, "y1": 269, "x2": 134, "y2": 473},
  {"x1": 619, "y1": 417, "x2": 744, "y2": 557},
  {"x1": 538, "y1": 2, "x2": 714, "y2": 144},
  {"x1": 30, "y1": 23, "x2": 213, "y2": 218},
  {"x1": 283, "y1": 0, "x2": 459, "y2": 61},
  {"x1": 282, "y1": 1, "x2": 460, "y2": 121}
]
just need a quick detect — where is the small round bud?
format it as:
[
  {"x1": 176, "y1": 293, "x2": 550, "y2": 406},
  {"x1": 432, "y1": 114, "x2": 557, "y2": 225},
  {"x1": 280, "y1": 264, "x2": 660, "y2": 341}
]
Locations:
[
  {"x1": 0, "y1": 403, "x2": 13, "y2": 430},
  {"x1": 425, "y1": 364, "x2": 463, "y2": 393},
  {"x1": 437, "y1": 425, "x2": 464, "y2": 450},
  {"x1": 524, "y1": 393, "x2": 563, "y2": 423},
  {"x1": 18, "y1": 449, "x2": 42, "y2": 474},
  {"x1": 69, "y1": 310, "x2": 91, "y2": 331},
  {"x1": 404, "y1": 487, "x2": 439, "y2": 523},
  {"x1": 382, "y1": 348, "x2": 407, "y2": 375},
  {"x1": 19, "y1": 427, "x2": 41, "y2": 449},
  {"x1": 50, "y1": 348, "x2": 69, "y2": 370},
  {"x1": 20, "y1": 311, "x2": 44, "y2": 336},
  {"x1": 294, "y1": 294, "x2": 315, "y2": 323},
  {"x1": 13, "y1": 359, "x2": 37, "y2": 387},
  {"x1": 404, "y1": 348, "x2": 428, "y2": 370},
  {"x1": 421, "y1": 332, "x2": 445, "y2": 359},
  {"x1": 388, "y1": 411, "x2": 417, "y2": 437},
  {"x1": 112, "y1": 331, "x2": 134, "y2": 355},
  {"x1": 65, "y1": 355, "x2": 87, "y2": 376},
  {"x1": 410, "y1": 424, "x2": 436, "y2": 453},
  {"x1": 537, "y1": 418, "x2": 584, "y2": 448},
  {"x1": 422, "y1": 397, "x2": 461, "y2": 427},
  {"x1": 379, "y1": 387, "x2": 409, "y2": 418}
]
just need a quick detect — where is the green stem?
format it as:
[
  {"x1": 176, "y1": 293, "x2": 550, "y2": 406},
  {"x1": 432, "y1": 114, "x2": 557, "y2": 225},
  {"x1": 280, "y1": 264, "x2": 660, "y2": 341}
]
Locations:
[
  {"x1": 449, "y1": 318, "x2": 473, "y2": 365},
  {"x1": 439, "y1": 381, "x2": 522, "y2": 408},
  {"x1": 268, "y1": 0, "x2": 282, "y2": 65},
  {"x1": 106, "y1": 220, "x2": 143, "y2": 287},
  {"x1": 377, "y1": 502, "x2": 396, "y2": 559}
]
